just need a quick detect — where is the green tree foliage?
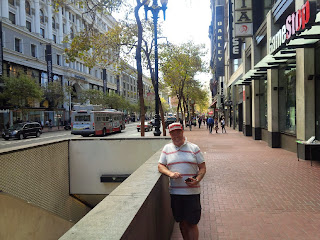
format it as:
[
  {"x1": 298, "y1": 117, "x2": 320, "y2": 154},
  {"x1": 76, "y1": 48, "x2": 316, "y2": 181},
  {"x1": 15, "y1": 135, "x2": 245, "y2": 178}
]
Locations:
[
  {"x1": 78, "y1": 89, "x2": 104, "y2": 105},
  {"x1": 159, "y1": 41, "x2": 207, "y2": 121},
  {"x1": 43, "y1": 81, "x2": 66, "y2": 109},
  {"x1": 104, "y1": 92, "x2": 126, "y2": 110},
  {"x1": 0, "y1": 73, "x2": 43, "y2": 109}
]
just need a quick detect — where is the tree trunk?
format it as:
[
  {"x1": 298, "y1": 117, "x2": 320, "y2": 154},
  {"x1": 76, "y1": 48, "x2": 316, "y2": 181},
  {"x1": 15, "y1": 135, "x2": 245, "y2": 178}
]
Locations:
[{"x1": 135, "y1": 1, "x2": 145, "y2": 136}]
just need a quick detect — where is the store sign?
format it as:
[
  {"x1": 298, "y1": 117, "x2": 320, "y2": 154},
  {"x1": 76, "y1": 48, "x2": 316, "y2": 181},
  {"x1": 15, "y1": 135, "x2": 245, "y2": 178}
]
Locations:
[
  {"x1": 215, "y1": 5, "x2": 225, "y2": 77},
  {"x1": 0, "y1": 22, "x2": 3, "y2": 76},
  {"x1": 269, "y1": 0, "x2": 316, "y2": 54},
  {"x1": 234, "y1": 0, "x2": 253, "y2": 37},
  {"x1": 229, "y1": 0, "x2": 242, "y2": 59},
  {"x1": 46, "y1": 44, "x2": 53, "y2": 82}
]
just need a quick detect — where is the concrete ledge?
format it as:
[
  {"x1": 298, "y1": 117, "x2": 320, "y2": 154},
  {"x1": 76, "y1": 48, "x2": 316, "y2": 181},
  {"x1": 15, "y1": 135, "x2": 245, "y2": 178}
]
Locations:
[{"x1": 60, "y1": 150, "x2": 175, "y2": 240}]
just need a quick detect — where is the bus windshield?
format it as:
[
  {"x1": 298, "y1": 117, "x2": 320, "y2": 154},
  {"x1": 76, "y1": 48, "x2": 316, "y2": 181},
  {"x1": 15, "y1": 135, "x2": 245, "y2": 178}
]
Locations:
[{"x1": 75, "y1": 115, "x2": 91, "y2": 122}]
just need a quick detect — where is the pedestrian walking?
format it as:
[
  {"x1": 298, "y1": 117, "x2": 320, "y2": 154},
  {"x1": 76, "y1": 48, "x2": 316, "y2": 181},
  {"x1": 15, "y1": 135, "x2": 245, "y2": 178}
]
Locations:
[
  {"x1": 214, "y1": 117, "x2": 219, "y2": 133},
  {"x1": 188, "y1": 119, "x2": 192, "y2": 131},
  {"x1": 207, "y1": 116, "x2": 214, "y2": 133},
  {"x1": 198, "y1": 117, "x2": 202, "y2": 128},
  {"x1": 158, "y1": 122, "x2": 206, "y2": 240},
  {"x1": 49, "y1": 119, "x2": 53, "y2": 131},
  {"x1": 221, "y1": 117, "x2": 226, "y2": 133}
]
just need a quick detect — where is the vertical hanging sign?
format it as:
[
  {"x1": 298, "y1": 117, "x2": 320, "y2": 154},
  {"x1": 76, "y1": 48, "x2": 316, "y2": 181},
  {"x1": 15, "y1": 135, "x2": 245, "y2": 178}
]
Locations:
[
  {"x1": 229, "y1": 0, "x2": 242, "y2": 59},
  {"x1": 46, "y1": 44, "x2": 53, "y2": 82},
  {"x1": 116, "y1": 75, "x2": 120, "y2": 95},
  {"x1": 103, "y1": 69, "x2": 107, "y2": 94},
  {"x1": 215, "y1": 5, "x2": 225, "y2": 77},
  {"x1": 0, "y1": 22, "x2": 3, "y2": 76},
  {"x1": 234, "y1": 0, "x2": 253, "y2": 37}
]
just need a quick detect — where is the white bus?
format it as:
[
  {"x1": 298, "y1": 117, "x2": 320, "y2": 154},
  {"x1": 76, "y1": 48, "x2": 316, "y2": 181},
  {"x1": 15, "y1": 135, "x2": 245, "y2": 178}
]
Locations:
[{"x1": 71, "y1": 105, "x2": 125, "y2": 136}]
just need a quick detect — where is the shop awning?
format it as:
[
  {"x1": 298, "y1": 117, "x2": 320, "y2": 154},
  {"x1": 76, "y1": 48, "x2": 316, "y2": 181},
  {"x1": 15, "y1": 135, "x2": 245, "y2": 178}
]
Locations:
[{"x1": 233, "y1": 12, "x2": 320, "y2": 86}]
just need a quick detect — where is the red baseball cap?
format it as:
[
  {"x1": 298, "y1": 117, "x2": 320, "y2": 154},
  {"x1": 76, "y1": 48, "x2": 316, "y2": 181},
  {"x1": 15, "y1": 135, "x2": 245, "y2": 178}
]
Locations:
[{"x1": 168, "y1": 122, "x2": 183, "y2": 132}]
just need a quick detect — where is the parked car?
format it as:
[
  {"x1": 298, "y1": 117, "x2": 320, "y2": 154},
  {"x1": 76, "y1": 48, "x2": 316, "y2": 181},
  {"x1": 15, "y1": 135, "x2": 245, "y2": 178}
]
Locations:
[
  {"x1": 165, "y1": 117, "x2": 177, "y2": 128},
  {"x1": 137, "y1": 122, "x2": 153, "y2": 132},
  {"x1": 2, "y1": 122, "x2": 42, "y2": 140}
]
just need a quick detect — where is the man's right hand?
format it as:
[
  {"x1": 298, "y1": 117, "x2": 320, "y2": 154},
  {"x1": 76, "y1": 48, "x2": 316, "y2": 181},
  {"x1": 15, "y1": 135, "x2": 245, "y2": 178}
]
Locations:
[{"x1": 169, "y1": 172, "x2": 182, "y2": 179}]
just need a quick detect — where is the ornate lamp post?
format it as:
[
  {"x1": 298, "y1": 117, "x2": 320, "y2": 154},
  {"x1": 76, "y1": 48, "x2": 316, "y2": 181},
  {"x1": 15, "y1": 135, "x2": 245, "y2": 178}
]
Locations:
[{"x1": 144, "y1": 0, "x2": 168, "y2": 136}]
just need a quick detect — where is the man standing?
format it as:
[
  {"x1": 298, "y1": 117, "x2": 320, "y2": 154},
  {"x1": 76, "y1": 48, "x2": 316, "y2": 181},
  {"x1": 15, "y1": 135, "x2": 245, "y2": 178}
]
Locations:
[{"x1": 158, "y1": 122, "x2": 206, "y2": 240}]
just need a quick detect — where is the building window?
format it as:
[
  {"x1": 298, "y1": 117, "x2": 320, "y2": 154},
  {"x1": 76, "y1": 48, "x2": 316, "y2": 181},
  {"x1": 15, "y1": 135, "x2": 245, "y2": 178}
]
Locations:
[
  {"x1": 40, "y1": 9, "x2": 44, "y2": 23},
  {"x1": 52, "y1": 18, "x2": 56, "y2": 29},
  {"x1": 31, "y1": 44, "x2": 36, "y2": 57},
  {"x1": 57, "y1": 54, "x2": 61, "y2": 65},
  {"x1": 26, "y1": 21, "x2": 32, "y2": 32},
  {"x1": 279, "y1": 67, "x2": 296, "y2": 134},
  {"x1": 53, "y1": 34, "x2": 57, "y2": 43},
  {"x1": 9, "y1": 12, "x2": 16, "y2": 24},
  {"x1": 25, "y1": 1, "x2": 31, "y2": 15},
  {"x1": 70, "y1": 28, "x2": 74, "y2": 39},
  {"x1": 9, "y1": 0, "x2": 14, "y2": 6},
  {"x1": 40, "y1": 28, "x2": 45, "y2": 38},
  {"x1": 15, "y1": 38, "x2": 21, "y2": 52},
  {"x1": 63, "y1": 24, "x2": 66, "y2": 33}
]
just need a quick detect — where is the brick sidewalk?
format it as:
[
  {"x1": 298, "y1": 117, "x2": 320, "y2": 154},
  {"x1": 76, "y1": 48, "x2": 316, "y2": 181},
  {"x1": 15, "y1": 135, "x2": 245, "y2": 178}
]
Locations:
[{"x1": 170, "y1": 126, "x2": 320, "y2": 240}]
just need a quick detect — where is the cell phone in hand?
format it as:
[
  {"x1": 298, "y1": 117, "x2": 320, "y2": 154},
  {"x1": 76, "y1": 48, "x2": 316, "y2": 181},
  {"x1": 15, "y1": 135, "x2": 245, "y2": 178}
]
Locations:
[
  {"x1": 185, "y1": 175, "x2": 197, "y2": 183},
  {"x1": 185, "y1": 178, "x2": 193, "y2": 183}
]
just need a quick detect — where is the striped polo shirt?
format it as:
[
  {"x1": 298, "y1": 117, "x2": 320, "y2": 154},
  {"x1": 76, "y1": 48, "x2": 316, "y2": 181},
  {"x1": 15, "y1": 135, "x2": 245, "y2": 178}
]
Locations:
[{"x1": 159, "y1": 138, "x2": 205, "y2": 195}]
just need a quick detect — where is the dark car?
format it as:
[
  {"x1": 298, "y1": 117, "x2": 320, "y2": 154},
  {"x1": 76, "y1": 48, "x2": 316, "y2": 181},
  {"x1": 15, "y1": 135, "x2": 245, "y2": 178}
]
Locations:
[
  {"x1": 2, "y1": 122, "x2": 42, "y2": 140},
  {"x1": 165, "y1": 117, "x2": 177, "y2": 128}
]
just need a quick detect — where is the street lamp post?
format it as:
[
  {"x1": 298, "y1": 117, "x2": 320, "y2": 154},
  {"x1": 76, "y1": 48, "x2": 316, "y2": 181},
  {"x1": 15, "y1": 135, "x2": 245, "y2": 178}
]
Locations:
[{"x1": 144, "y1": 0, "x2": 168, "y2": 136}]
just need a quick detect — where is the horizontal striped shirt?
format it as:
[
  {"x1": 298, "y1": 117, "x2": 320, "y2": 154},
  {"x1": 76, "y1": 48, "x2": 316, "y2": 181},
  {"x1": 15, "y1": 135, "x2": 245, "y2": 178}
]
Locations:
[{"x1": 159, "y1": 138, "x2": 205, "y2": 195}]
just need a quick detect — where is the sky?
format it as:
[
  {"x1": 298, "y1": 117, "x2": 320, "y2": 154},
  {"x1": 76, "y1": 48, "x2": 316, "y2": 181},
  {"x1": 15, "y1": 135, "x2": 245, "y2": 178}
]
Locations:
[
  {"x1": 114, "y1": 0, "x2": 212, "y2": 85},
  {"x1": 162, "y1": 0, "x2": 212, "y2": 85}
]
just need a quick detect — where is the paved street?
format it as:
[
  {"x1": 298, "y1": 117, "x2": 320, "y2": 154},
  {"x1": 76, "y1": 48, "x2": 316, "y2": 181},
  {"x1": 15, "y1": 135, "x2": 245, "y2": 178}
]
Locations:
[
  {"x1": 170, "y1": 125, "x2": 320, "y2": 240},
  {"x1": 0, "y1": 122, "x2": 159, "y2": 150}
]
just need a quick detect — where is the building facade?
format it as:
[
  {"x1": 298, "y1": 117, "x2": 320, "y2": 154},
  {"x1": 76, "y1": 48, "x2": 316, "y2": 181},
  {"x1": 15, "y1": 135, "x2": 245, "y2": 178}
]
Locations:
[
  {"x1": 0, "y1": 0, "x2": 153, "y2": 130},
  {"x1": 210, "y1": 0, "x2": 320, "y2": 155}
]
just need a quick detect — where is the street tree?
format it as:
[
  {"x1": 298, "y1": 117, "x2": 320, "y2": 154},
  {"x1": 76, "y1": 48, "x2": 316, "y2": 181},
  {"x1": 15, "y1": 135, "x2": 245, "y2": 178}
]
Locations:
[
  {"x1": 0, "y1": 73, "x2": 43, "y2": 121},
  {"x1": 159, "y1": 41, "x2": 207, "y2": 123},
  {"x1": 44, "y1": 81, "x2": 73, "y2": 128},
  {"x1": 78, "y1": 89, "x2": 104, "y2": 105}
]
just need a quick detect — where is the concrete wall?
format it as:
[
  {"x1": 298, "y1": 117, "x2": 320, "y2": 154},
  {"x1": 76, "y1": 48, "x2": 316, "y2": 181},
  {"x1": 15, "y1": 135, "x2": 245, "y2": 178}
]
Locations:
[
  {"x1": 60, "y1": 150, "x2": 175, "y2": 240},
  {"x1": 69, "y1": 138, "x2": 170, "y2": 194},
  {"x1": 0, "y1": 193, "x2": 74, "y2": 240},
  {"x1": 0, "y1": 140, "x2": 91, "y2": 223}
]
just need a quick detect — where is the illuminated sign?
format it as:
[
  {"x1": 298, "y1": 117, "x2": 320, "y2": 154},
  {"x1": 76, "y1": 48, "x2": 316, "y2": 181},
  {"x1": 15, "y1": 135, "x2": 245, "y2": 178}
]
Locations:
[{"x1": 269, "y1": 0, "x2": 316, "y2": 54}]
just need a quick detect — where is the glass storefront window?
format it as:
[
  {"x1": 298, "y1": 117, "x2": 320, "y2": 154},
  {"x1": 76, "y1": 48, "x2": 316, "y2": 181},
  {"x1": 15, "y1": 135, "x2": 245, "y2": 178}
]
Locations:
[
  {"x1": 279, "y1": 67, "x2": 296, "y2": 134},
  {"x1": 259, "y1": 79, "x2": 268, "y2": 129},
  {"x1": 41, "y1": 72, "x2": 48, "y2": 86}
]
